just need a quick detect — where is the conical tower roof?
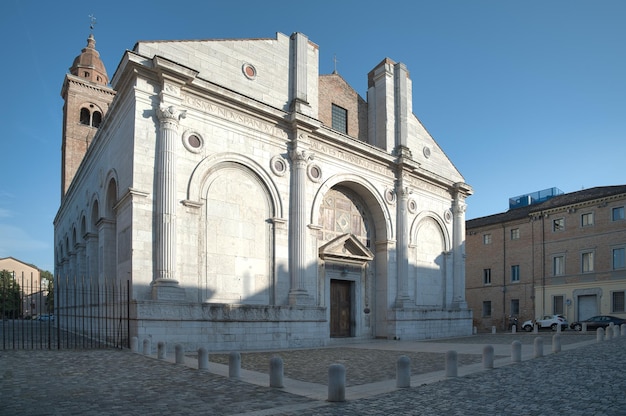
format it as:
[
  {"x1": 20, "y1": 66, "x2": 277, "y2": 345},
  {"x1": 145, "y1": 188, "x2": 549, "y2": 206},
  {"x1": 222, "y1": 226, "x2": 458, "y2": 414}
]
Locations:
[{"x1": 70, "y1": 34, "x2": 108, "y2": 86}]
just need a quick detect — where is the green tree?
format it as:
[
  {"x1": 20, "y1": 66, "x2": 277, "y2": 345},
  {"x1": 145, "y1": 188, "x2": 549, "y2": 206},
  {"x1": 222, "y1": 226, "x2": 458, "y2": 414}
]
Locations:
[
  {"x1": 43, "y1": 272, "x2": 54, "y2": 313},
  {"x1": 0, "y1": 269, "x2": 22, "y2": 318}
]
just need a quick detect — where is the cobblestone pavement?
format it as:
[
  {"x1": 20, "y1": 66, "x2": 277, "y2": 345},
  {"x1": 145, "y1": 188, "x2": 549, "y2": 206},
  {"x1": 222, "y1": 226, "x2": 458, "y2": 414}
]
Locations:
[{"x1": 1, "y1": 332, "x2": 624, "y2": 415}]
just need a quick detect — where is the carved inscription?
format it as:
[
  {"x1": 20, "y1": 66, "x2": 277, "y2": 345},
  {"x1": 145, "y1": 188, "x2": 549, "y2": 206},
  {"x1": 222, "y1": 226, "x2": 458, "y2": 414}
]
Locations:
[
  {"x1": 183, "y1": 95, "x2": 288, "y2": 139},
  {"x1": 308, "y1": 141, "x2": 394, "y2": 178}
]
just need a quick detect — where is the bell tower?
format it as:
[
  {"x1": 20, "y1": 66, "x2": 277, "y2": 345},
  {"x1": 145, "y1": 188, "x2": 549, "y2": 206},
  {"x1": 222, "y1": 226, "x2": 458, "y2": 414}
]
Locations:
[{"x1": 60, "y1": 30, "x2": 115, "y2": 197}]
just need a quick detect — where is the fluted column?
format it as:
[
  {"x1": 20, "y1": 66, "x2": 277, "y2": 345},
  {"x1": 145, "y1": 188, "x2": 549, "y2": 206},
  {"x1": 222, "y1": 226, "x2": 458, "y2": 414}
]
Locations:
[
  {"x1": 152, "y1": 104, "x2": 186, "y2": 300},
  {"x1": 287, "y1": 141, "x2": 313, "y2": 305},
  {"x1": 395, "y1": 179, "x2": 411, "y2": 307},
  {"x1": 452, "y1": 186, "x2": 468, "y2": 309},
  {"x1": 84, "y1": 232, "x2": 98, "y2": 287}
]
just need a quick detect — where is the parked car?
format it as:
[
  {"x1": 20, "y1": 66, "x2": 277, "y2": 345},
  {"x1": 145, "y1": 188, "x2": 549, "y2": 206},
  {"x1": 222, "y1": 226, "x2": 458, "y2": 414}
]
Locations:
[
  {"x1": 569, "y1": 315, "x2": 626, "y2": 331},
  {"x1": 37, "y1": 314, "x2": 55, "y2": 321},
  {"x1": 522, "y1": 315, "x2": 568, "y2": 332}
]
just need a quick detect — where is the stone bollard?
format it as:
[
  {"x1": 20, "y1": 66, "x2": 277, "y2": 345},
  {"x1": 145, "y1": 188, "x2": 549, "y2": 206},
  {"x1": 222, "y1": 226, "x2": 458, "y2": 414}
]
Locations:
[
  {"x1": 613, "y1": 324, "x2": 620, "y2": 338},
  {"x1": 552, "y1": 333, "x2": 561, "y2": 353},
  {"x1": 534, "y1": 337, "x2": 543, "y2": 358},
  {"x1": 582, "y1": 323, "x2": 587, "y2": 333},
  {"x1": 175, "y1": 344, "x2": 185, "y2": 364},
  {"x1": 605, "y1": 327, "x2": 612, "y2": 341},
  {"x1": 511, "y1": 341, "x2": 522, "y2": 363},
  {"x1": 596, "y1": 327, "x2": 605, "y2": 343},
  {"x1": 445, "y1": 350, "x2": 458, "y2": 377},
  {"x1": 269, "y1": 356, "x2": 284, "y2": 388},
  {"x1": 511, "y1": 324, "x2": 517, "y2": 334},
  {"x1": 142, "y1": 338, "x2": 151, "y2": 355},
  {"x1": 229, "y1": 351, "x2": 241, "y2": 379},
  {"x1": 482, "y1": 345, "x2": 494, "y2": 369},
  {"x1": 556, "y1": 323, "x2": 562, "y2": 333},
  {"x1": 491, "y1": 326, "x2": 496, "y2": 334},
  {"x1": 533, "y1": 324, "x2": 539, "y2": 334},
  {"x1": 131, "y1": 337, "x2": 139, "y2": 353},
  {"x1": 621, "y1": 324, "x2": 626, "y2": 337},
  {"x1": 328, "y1": 364, "x2": 346, "y2": 402},
  {"x1": 157, "y1": 341, "x2": 166, "y2": 360},
  {"x1": 198, "y1": 347, "x2": 209, "y2": 370},
  {"x1": 396, "y1": 356, "x2": 411, "y2": 388}
]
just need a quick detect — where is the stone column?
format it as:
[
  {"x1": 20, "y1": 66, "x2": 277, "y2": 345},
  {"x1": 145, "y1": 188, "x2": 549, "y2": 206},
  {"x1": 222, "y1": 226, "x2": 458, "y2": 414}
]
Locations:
[
  {"x1": 152, "y1": 104, "x2": 186, "y2": 300},
  {"x1": 451, "y1": 185, "x2": 468, "y2": 309},
  {"x1": 85, "y1": 232, "x2": 99, "y2": 287},
  {"x1": 97, "y1": 218, "x2": 116, "y2": 286},
  {"x1": 287, "y1": 139, "x2": 312, "y2": 305},
  {"x1": 394, "y1": 177, "x2": 411, "y2": 307}
]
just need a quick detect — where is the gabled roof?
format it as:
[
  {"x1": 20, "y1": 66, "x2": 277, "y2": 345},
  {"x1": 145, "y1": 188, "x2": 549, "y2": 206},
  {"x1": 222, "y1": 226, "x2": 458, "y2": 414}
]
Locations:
[{"x1": 467, "y1": 185, "x2": 626, "y2": 229}]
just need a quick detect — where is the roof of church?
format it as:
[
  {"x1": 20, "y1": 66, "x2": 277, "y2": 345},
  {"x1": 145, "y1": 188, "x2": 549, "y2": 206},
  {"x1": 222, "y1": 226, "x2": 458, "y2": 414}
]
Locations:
[
  {"x1": 70, "y1": 34, "x2": 109, "y2": 86},
  {"x1": 467, "y1": 185, "x2": 626, "y2": 229}
]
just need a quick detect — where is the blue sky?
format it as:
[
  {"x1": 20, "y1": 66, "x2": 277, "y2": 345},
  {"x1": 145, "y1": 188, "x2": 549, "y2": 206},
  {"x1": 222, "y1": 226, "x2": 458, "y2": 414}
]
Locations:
[{"x1": 1, "y1": 0, "x2": 624, "y2": 273}]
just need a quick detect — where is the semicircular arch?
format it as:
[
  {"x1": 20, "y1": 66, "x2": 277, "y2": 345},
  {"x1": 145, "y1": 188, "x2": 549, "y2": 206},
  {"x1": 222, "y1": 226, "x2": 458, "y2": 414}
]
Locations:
[
  {"x1": 311, "y1": 173, "x2": 392, "y2": 240},
  {"x1": 409, "y1": 211, "x2": 451, "y2": 251},
  {"x1": 187, "y1": 152, "x2": 283, "y2": 219}
]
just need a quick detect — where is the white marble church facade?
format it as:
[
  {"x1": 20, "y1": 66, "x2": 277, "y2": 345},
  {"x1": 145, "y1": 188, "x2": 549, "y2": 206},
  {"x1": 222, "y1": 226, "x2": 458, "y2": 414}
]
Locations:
[{"x1": 54, "y1": 32, "x2": 473, "y2": 351}]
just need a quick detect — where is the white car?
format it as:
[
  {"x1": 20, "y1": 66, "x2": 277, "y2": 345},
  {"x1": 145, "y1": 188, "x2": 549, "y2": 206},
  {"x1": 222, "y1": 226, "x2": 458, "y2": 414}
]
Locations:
[{"x1": 522, "y1": 315, "x2": 568, "y2": 332}]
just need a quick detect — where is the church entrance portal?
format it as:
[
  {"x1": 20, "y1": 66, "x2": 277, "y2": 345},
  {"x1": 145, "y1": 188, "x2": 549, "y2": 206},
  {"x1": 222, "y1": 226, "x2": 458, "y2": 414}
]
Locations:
[{"x1": 330, "y1": 279, "x2": 353, "y2": 337}]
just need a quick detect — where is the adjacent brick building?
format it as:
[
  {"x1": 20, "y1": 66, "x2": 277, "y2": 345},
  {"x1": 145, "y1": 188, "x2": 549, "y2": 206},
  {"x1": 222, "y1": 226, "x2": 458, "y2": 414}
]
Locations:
[{"x1": 466, "y1": 186, "x2": 626, "y2": 331}]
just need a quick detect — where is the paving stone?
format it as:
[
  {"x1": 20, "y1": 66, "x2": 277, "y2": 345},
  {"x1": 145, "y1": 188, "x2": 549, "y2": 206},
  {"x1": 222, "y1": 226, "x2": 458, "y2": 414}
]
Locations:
[{"x1": 1, "y1": 332, "x2": 623, "y2": 415}]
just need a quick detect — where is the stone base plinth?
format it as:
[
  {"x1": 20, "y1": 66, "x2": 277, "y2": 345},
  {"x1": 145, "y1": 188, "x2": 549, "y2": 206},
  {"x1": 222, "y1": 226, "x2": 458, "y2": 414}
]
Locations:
[{"x1": 151, "y1": 279, "x2": 186, "y2": 301}]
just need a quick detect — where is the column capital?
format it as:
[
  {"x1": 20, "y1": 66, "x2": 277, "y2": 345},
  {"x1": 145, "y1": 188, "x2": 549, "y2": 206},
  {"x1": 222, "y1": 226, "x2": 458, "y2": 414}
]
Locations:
[{"x1": 157, "y1": 104, "x2": 186, "y2": 126}]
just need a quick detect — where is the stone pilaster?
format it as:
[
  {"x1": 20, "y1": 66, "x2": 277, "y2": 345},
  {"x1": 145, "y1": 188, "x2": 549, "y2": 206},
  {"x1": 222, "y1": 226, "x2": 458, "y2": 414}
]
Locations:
[
  {"x1": 394, "y1": 177, "x2": 412, "y2": 308},
  {"x1": 84, "y1": 232, "x2": 99, "y2": 287},
  {"x1": 152, "y1": 103, "x2": 186, "y2": 301},
  {"x1": 451, "y1": 185, "x2": 468, "y2": 309},
  {"x1": 287, "y1": 138, "x2": 313, "y2": 305}
]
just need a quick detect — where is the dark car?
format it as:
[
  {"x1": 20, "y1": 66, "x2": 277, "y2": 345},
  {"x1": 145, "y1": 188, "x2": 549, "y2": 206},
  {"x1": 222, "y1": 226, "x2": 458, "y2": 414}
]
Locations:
[{"x1": 569, "y1": 315, "x2": 625, "y2": 331}]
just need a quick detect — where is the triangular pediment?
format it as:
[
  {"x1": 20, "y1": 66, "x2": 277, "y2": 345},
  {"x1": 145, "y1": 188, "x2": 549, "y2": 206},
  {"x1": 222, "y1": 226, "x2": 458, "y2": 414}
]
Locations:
[{"x1": 319, "y1": 234, "x2": 374, "y2": 263}]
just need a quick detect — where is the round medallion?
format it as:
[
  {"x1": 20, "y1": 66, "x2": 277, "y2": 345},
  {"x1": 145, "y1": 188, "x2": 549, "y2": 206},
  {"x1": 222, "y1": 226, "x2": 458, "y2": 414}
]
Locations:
[
  {"x1": 270, "y1": 155, "x2": 287, "y2": 176},
  {"x1": 423, "y1": 146, "x2": 431, "y2": 159},
  {"x1": 384, "y1": 188, "x2": 396, "y2": 205},
  {"x1": 242, "y1": 63, "x2": 257, "y2": 80},
  {"x1": 307, "y1": 163, "x2": 322, "y2": 182},
  {"x1": 182, "y1": 131, "x2": 204, "y2": 153}
]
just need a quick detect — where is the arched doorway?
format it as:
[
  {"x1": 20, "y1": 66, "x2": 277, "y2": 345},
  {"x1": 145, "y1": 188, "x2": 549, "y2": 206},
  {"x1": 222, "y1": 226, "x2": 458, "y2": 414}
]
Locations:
[{"x1": 318, "y1": 186, "x2": 375, "y2": 338}]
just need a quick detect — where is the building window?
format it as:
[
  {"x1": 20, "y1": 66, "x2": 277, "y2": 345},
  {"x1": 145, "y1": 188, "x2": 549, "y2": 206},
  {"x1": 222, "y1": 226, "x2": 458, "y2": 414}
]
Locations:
[
  {"x1": 331, "y1": 104, "x2": 348, "y2": 134},
  {"x1": 613, "y1": 206, "x2": 625, "y2": 221},
  {"x1": 92, "y1": 111, "x2": 102, "y2": 128},
  {"x1": 613, "y1": 248, "x2": 625, "y2": 270},
  {"x1": 79, "y1": 107, "x2": 102, "y2": 128},
  {"x1": 553, "y1": 295, "x2": 564, "y2": 315},
  {"x1": 482, "y1": 301, "x2": 492, "y2": 317},
  {"x1": 581, "y1": 212, "x2": 593, "y2": 227},
  {"x1": 553, "y1": 218, "x2": 565, "y2": 232},
  {"x1": 553, "y1": 255, "x2": 565, "y2": 276},
  {"x1": 612, "y1": 291, "x2": 625, "y2": 313},
  {"x1": 582, "y1": 251, "x2": 594, "y2": 273},
  {"x1": 80, "y1": 108, "x2": 91, "y2": 125},
  {"x1": 483, "y1": 234, "x2": 492, "y2": 245},
  {"x1": 510, "y1": 299, "x2": 520, "y2": 316},
  {"x1": 510, "y1": 228, "x2": 520, "y2": 240},
  {"x1": 511, "y1": 265, "x2": 520, "y2": 282},
  {"x1": 483, "y1": 268, "x2": 491, "y2": 285}
]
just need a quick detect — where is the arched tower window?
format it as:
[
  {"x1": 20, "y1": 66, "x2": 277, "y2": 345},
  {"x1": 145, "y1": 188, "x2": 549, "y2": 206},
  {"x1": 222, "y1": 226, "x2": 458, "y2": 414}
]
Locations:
[
  {"x1": 79, "y1": 106, "x2": 103, "y2": 128},
  {"x1": 80, "y1": 108, "x2": 91, "y2": 125},
  {"x1": 92, "y1": 111, "x2": 102, "y2": 128}
]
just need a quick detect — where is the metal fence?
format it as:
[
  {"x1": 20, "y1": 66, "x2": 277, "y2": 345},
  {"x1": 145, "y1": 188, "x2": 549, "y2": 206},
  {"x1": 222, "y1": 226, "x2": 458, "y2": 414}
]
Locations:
[{"x1": 1, "y1": 278, "x2": 130, "y2": 350}]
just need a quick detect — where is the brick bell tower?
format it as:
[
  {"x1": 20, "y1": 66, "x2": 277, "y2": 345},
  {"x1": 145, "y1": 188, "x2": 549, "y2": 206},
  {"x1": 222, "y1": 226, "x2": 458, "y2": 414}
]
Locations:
[{"x1": 60, "y1": 31, "x2": 115, "y2": 198}]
